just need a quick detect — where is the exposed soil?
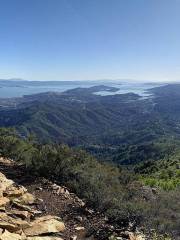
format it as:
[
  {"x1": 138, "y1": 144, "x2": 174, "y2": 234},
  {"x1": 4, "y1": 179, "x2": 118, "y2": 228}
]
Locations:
[{"x1": 0, "y1": 158, "x2": 116, "y2": 240}]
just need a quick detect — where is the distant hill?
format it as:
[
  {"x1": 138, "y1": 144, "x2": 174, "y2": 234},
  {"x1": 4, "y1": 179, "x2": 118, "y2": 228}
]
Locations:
[
  {"x1": 0, "y1": 85, "x2": 154, "y2": 145},
  {"x1": 0, "y1": 85, "x2": 180, "y2": 239},
  {"x1": 0, "y1": 84, "x2": 180, "y2": 162}
]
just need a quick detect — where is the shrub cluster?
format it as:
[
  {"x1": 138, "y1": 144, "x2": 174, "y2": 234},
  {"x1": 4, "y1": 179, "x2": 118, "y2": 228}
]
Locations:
[{"x1": 0, "y1": 128, "x2": 179, "y2": 238}]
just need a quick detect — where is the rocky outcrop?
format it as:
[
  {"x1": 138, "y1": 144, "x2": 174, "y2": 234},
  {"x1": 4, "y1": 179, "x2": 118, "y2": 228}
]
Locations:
[
  {"x1": 24, "y1": 216, "x2": 65, "y2": 236},
  {"x1": 0, "y1": 169, "x2": 65, "y2": 240},
  {"x1": 0, "y1": 157, "x2": 147, "y2": 240}
]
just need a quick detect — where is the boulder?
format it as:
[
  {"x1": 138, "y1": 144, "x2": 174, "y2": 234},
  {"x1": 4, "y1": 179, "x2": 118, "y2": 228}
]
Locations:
[
  {"x1": 0, "y1": 230, "x2": 22, "y2": 240},
  {"x1": 24, "y1": 215, "x2": 65, "y2": 236},
  {"x1": 0, "y1": 197, "x2": 10, "y2": 207},
  {"x1": 0, "y1": 212, "x2": 30, "y2": 232},
  {"x1": 0, "y1": 173, "x2": 13, "y2": 196},
  {"x1": 12, "y1": 218, "x2": 31, "y2": 230},
  {"x1": 0, "y1": 207, "x2": 5, "y2": 212},
  {"x1": 0, "y1": 221, "x2": 17, "y2": 232},
  {"x1": 0, "y1": 164, "x2": 67, "y2": 240},
  {"x1": 7, "y1": 210, "x2": 30, "y2": 219},
  {"x1": 18, "y1": 193, "x2": 36, "y2": 205},
  {"x1": 33, "y1": 215, "x2": 61, "y2": 223},
  {"x1": 12, "y1": 200, "x2": 33, "y2": 211},
  {"x1": 0, "y1": 158, "x2": 13, "y2": 165},
  {"x1": 4, "y1": 186, "x2": 27, "y2": 198}
]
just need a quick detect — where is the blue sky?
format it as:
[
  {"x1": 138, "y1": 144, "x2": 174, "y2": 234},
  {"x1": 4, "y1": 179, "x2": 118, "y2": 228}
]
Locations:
[{"x1": 0, "y1": 0, "x2": 180, "y2": 81}]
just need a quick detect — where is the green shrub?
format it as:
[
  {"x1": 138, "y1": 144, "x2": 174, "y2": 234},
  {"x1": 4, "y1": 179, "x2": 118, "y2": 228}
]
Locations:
[{"x1": 0, "y1": 128, "x2": 179, "y2": 238}]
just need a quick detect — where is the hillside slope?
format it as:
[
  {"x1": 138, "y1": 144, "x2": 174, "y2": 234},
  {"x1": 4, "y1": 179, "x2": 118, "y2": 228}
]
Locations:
[
  {"x1": 0, "y1": 128, "x2": 179, "y2": 239},
  {"x1": 1, "y1": 84, "x2": 180, "y2": 151},
  {"x1": 0, "y1": 85, "x2": 161, "y2": 145},
  {"x1": 0, "y1": 157, "x2": 146, "y2": 240}
]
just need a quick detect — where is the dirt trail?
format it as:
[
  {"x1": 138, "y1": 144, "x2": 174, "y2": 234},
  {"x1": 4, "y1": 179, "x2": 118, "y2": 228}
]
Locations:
[
  {"x1": 0, "y1": 158, "x2": 111, "y2": 240},
  {"x1": 0, "y1": 157, "x2": 146, "y2": 240}
]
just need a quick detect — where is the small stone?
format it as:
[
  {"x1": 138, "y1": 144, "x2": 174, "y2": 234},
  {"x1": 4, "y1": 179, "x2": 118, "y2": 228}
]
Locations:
[
  {"x1": 30, "y1": 210, "x2": 42, "y2": 216},
  {"x1": 74, "y1": 226, "x2": 87, "y2": 239},
  {"x1": 109, "y1": 225, "x2": 114, "y2": 230},
  {"x1": 36, "y1": 187, "x2": 43, "y2": 191},
  {"x1": 84, "y1": 208, "x2": 94, "y2": 215},
  {"x1": 75, "y1": 216, "x2": 83, "y2": 222},
  {"x1": 70, "y1": 236, "x2": 77, "y2": 240},
  {"x1": 37, "y1": 198, "x2": 43, "y2": 203},
  {"x1": 104, "y1": 216, "x2": 108, "y2": 222},
  {"x1": 136, "y1": 235, "x2": 146, "y2": 240},
  {"x1": 52, "y1": 184, "x2": 59, "y2": 190}
]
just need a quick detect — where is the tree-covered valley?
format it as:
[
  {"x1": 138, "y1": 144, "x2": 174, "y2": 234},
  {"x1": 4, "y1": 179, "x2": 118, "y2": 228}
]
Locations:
[{"x1": 0, "y1": 84, "x2": 180, "y2": 239}]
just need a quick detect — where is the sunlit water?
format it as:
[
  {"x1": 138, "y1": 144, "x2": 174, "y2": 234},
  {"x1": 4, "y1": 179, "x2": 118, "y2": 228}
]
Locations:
[{"x1": 0, "y1": 80, "x2": 164, "y2": 98}]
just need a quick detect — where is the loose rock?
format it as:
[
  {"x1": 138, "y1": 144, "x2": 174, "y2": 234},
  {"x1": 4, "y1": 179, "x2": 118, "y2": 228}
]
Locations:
[{"x1": 24, "y1": 216, "x2": 65, "y2": 236}]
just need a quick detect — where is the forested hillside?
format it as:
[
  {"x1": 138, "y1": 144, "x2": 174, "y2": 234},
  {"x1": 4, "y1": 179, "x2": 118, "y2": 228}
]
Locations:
[
  {"x1": 0, "y1": 128, "x2": 179, "y2": 239},
  {"x1": 0, "y1": 84, "x2": 180, "y2": 160},
  {"x1": 0, "y1": 84, "x2": 176, "y2": 146},
  {"x1": 0, "y1": 86, "x2": 152, "y2": 145},
  {"x1": 0, "y1": 84, "x2": 180, "y2": 238}
]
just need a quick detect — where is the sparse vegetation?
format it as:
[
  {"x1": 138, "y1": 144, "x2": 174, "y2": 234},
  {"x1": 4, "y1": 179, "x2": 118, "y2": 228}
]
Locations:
[
  {"x1": 0, "y1": 84, "x2": 180, "y2": 238},
  {"x1": 0, "y1": 127, "x2": 179, "y2": 239}
]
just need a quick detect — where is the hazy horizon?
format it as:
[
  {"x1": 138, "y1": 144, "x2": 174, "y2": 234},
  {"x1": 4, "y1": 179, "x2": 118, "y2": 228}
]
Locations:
[{"x1": 0, "y1": 78, "x2": 179, "y2": 83}]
